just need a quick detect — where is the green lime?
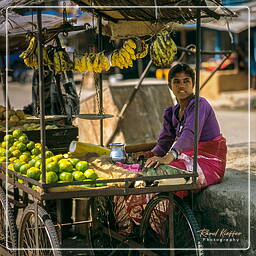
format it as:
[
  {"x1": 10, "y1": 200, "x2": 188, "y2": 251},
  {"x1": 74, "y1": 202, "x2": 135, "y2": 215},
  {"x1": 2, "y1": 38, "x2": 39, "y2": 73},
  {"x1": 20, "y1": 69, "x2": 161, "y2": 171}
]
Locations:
[
  {"x1": 28, "y1": 159, "x2": 36, "y2": 167},
  {"x1": 12, "y1": 129, "x2": 23, "y2": 139},
  {"x1": 59, "y1": 172, "x2": 73, "y2": 182},
  {"x1": 26, "y1": 141, "x2": 35, "y2": 151},
  {"x1": 84, "y1": 169, "x2": 97, "y2": 180},
  {"x1": 18, "y1": 178, "x2": 24, "y2": 184},
  {"x1": 59, "y1": 160, "x2": 73, "y2": 173},
  {"x1": 34, "y1": 160, "x2": 42, "y2": 169},
  {"x1": 46, "y1": 162, "x2": 59, "y2": 173},
  {"x1": 72, "y1": 171, "x2": 85, "y2": 181},
  {"x1": 31, "y1": 147, "x2": 41, "y2": 156},
  {"x1": 4, "y1": 135, "x2": 14, "y2": 144},
  {"x1": 76, "y1": 161, "x2": 88, "y2": 172},
  {"x1": 1, "y1": 141, "x2": 10, "y2": 149},
  {"x1": 46, "y1": 171, "x2": 58, "y2": 183},
  {"x1": 19, "y1": 154, "x2": 31, "y2": 163},
  {"x1": 17, "y1": 142, "x2": 27, "y2": 152},
  {"x1": 13, "y1": 161, "x2": 25, "y2": 172},
  {"x1": 9, "y1": 146, "x2": 16, "y2": 152},
  {"x1": 0, "y1": 156, "x2": 6, "y2": 163},
  {"x1": 8, "y1": 163, "x2": 14, "y2": 171},
  {"x1": 45, "y1": 151, "x2": 54, "y2": 158},
  {"x1": 12, "y1": 149, "x2": 21, "y2": 158},
  {"x1": 20, "y1": 164, "x2": 31, "y2": 175},
  {"x1": 18, "y1": 135, "x2": 29, "y2": 144},
  {"x1": 35, "y1": 143, "x2": 42, "y2": 149},
  {"x1": 63, "y1": 153, "x2": 70, "y2": 158},
  {"x1": 27, "y1": 167, "x2": 41, "y2": 180},
  {"x1": 69, "y1": 158, "x2": 80, "y2": 167}
]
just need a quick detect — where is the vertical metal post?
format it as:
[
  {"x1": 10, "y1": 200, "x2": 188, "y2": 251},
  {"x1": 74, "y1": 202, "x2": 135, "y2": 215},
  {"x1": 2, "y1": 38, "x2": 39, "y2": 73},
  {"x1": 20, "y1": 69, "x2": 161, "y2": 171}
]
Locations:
[
  {"x1": 37, "y1": 9, "x2": 46, "y2": 184},
  {"x1": 0, "y1": 55, "x2": 11, "y2": 109},
  {"x1": 35, "y1": 200, "x2": 39, "y2": 255},
  {"x1": 168, "y1": 193, "x2": 175, "y2": 256},
  {"x1": 193, "y1": 9, "x2": 201, "y2": 183},
  {"x1": 98, "y1": 16, "x2": 104, "y2": 146}
]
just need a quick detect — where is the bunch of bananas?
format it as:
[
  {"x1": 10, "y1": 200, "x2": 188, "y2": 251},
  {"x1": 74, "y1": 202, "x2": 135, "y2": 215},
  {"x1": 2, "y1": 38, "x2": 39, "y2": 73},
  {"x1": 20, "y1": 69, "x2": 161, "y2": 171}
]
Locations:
[
  {"x1": 20, "y1": 34, "x2": 54, "y2": 70},
  {"x1": 19, "y1": 34, "x2": 37, "y2": 59},
  {"x1": 19, "y1": 34, "x2": 38, "y2": 69},
  {"x1": 74, "y1": 52, "x2": 110, "y2": 73},
  {"x1": 53, "y1": 48, "x2": 74, "y2": 74},
  {"x1": 150, "y1": 30, "x2": 177, "y2": 67},
  {"x1": 111, "y1": 39, "x2": 137, "y2": 69}
]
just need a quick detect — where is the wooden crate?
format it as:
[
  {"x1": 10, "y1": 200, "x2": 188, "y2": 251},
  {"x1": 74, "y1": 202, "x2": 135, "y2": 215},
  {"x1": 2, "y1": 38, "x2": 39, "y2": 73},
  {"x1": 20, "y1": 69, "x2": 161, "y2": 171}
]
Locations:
[{"x1": 0, "y1": 126, "x2": 78, "y2": 153}]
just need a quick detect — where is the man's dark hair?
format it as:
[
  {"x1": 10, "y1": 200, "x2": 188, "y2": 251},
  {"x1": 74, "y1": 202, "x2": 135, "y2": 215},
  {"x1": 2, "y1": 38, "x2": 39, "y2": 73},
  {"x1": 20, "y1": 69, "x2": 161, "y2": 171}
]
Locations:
[{"x1": 168, "y1": 63, "x2": 195, "y2": 86}]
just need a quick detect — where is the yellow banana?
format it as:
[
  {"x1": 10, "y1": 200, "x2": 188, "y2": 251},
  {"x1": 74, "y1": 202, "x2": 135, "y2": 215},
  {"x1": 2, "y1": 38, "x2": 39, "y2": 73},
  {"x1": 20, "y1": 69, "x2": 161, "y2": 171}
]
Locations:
[
  {"x1": 99, "y1": 52, "x2": 110, "y2": 71},
  {"x1": 19, "y1": 36, "x2": 37, "y2": 59},
  {"x1": 125, "y1": 39, "x2": 136, "y2": 49},
  {"x1": 81, "y1": 55, "x2": 88, "y2": 72},
  {"x1": 118, "y1": 50, "x2": 129, "y2": 68}
]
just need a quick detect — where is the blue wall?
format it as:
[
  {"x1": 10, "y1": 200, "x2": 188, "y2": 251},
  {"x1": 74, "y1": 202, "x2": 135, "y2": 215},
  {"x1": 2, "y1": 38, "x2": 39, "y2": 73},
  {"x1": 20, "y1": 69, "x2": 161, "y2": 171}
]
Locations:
[{"x1": 222, "y1": 0, "x2": 252, "y2": 6}]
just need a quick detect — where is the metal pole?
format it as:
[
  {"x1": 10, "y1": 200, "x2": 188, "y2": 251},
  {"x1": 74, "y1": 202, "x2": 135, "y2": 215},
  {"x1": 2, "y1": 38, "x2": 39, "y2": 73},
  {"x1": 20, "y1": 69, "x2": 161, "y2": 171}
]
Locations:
[
  {"x1": 37, "y1": 9, "x2": 46, "y2": 184},
  {"x1": 193, "y1": 9, "x2": 201, "y2": 184},
  {"x1": 98, "y1": 16, "x2": 104, "y2": 146},
  {"x1": 0, "y1": 55, "x2": 11, "y2": 109}
]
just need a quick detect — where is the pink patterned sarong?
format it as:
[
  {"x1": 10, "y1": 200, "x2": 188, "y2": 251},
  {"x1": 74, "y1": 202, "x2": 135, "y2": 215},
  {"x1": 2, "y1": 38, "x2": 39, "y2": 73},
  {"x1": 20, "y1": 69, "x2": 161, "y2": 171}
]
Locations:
[{"x1": 114, "y1": 135, "x2": 227, "y2": 230}]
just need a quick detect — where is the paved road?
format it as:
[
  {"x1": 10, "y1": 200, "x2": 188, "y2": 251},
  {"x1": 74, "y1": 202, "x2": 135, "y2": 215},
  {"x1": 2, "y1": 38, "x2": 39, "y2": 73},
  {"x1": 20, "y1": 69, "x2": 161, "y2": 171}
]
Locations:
[{"x1": 1, "y1": 82, "x2": 255, "y2": 146}]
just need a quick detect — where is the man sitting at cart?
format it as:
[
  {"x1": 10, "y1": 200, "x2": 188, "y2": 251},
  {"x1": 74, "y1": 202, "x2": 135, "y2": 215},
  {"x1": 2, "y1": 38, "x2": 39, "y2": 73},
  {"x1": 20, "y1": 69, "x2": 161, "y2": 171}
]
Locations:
[{"x1": 115, "y1": 63, "x2": 227, "y2": 233}]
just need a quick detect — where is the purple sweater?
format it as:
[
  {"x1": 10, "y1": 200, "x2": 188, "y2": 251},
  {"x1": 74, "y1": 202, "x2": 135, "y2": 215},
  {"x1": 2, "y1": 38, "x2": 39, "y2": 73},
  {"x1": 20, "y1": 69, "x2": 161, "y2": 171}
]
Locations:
[{"x1": 152, "y1": 96, "x2": 221, "y2": 156}]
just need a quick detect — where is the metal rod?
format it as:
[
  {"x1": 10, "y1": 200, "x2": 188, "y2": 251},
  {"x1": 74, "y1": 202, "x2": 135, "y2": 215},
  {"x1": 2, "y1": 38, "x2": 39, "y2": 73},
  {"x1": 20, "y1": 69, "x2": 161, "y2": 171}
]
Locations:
[
  {"x1": 200, "y1": 53, "x2": 231, "y2": 91},
  {"x1": 105, "y1": 59, "x2": 153, "y2": 146},
  {"x1": 168, "y1": 193, "x2": 175, "y2": 256},
  {"x1": 0, "y1": 55, "x2": 11, "y2": 109},
  {"x1": 193, "y1": 9, "x2": 201, "y2": 184},
  {"x1": 35, "y1": 201, "x2": 39, "y2": 256},
  {"x1": 177, "y1": 46, "x2": 232, "y2": 56},
  {"x1": 98, "y1": 16, "x2": 104, "y2": 146},
  {"x1": 37, "y1": 9, "x2": 46, "y2": 184}
]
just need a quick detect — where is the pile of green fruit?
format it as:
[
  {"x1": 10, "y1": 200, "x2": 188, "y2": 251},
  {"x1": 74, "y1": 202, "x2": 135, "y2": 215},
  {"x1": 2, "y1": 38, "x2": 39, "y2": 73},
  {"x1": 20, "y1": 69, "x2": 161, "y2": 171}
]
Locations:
[{"x1": 0, "y1": 129, "x2": 105, "y2": 187}]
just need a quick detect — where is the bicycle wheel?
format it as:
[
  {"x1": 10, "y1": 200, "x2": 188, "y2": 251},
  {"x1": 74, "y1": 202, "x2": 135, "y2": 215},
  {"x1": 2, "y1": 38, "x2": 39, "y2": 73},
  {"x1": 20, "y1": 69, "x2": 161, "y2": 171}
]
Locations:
[
  {"x1": 88, "y1": 197, "x2": 127, "y2": 256},
  {"x1": 139, "y1": 194, "x2": 204, "y2": 256},
  {"x1": 18, "y1": 203, "x2": 62, "y2": 256},
  {"x1": 0, "y1": 186, "x2": 18, "y2": 256}
]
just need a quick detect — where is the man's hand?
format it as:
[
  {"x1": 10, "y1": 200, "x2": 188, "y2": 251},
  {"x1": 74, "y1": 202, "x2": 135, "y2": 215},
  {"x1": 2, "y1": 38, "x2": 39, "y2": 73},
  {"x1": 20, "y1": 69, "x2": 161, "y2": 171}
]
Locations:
[{"x1": 144, "y1": 153, "x2": 174, "y2": 168}]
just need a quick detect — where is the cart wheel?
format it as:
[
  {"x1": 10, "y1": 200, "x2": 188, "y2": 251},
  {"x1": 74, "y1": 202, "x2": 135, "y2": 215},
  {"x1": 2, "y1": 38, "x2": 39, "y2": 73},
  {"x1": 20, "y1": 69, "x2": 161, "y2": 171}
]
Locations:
[
  {"x1": 18, "y1": 203, "x2": 62, "y2": 256},
  {"x1": 139, "y1": 194, "x2": 204, "y2": 256},
  {"x1": 0, "y1": 186, "x2": 18, "y2": 256},
  {"x1": 88, "y1": 197, "x2": 127, "y2": 256}
]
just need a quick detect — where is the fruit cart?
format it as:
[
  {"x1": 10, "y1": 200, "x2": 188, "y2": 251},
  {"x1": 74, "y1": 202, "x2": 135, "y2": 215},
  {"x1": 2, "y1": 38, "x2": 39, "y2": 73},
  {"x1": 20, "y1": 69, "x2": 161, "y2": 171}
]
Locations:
[{"x1": 0, "y1": 1, "x2": 236, "y2": 256}]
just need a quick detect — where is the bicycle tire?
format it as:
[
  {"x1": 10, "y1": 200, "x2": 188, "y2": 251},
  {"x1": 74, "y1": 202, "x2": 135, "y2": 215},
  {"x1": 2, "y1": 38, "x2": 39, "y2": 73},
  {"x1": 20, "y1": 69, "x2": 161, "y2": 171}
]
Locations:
[
  {"x1": 139, "y1": 193, "x2": 204, "y2": 256},
  {"x1": 0, "y1": 186, "x2": 18, "y2": 256},
  {"x1": 18, "y1": 203, "x2": 62, "y2": 256}
]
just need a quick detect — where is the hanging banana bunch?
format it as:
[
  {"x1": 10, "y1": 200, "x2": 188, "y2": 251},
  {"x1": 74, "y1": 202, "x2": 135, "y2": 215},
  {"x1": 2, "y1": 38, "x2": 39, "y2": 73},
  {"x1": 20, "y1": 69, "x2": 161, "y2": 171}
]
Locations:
[
  {"x1": 74, "y1": 52, "x2": 110, "y2": 73},
  {"x1": 53, "y1": 47, "x2": 74, "y2": 74},
  {"x1": 19, "y1": 33, "x2": 37, "y2": 59},
  {"x1": 136, "y1": 40, "x2": 149, "y2": 59},
  {"x1": 150, "y1": 30, "x2": 177, "y2": 67},
  {"x1": 111, "y1": 39, "x2": 138, "y2": 69}
]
